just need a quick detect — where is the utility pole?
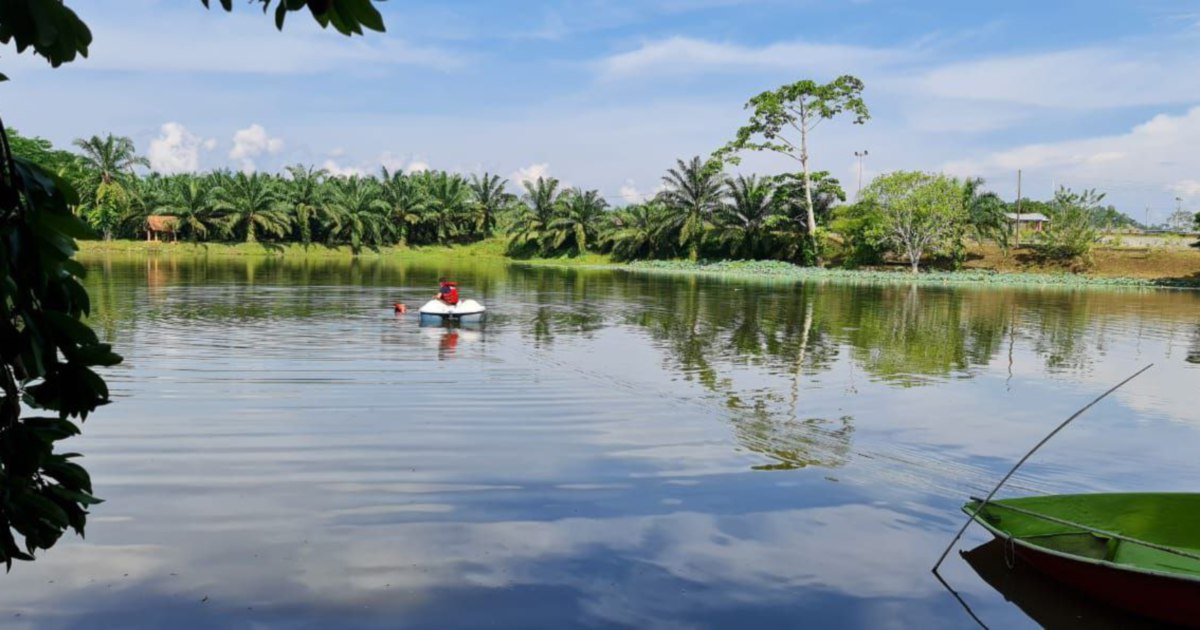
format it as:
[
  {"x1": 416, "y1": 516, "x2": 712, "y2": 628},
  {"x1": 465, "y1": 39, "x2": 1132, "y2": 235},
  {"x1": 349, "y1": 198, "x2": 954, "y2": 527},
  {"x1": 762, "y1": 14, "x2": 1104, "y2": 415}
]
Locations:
[
  {"x1": 854, "y1": 150, "x2": 868, "y2": 198},
  {"x1": 1014, "y1": 169, "x2": 1022, "y2": 248}
]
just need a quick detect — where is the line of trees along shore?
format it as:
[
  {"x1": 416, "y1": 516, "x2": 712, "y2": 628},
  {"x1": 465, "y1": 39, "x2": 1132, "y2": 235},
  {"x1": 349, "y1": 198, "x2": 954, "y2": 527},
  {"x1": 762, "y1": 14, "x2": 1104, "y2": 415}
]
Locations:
[
  {"x1": 11, "y1": 75, "x2": 1145, "y2": 272},
  {"x1": 15, "y1": 129, "x2": 1145, "y2": 272}
]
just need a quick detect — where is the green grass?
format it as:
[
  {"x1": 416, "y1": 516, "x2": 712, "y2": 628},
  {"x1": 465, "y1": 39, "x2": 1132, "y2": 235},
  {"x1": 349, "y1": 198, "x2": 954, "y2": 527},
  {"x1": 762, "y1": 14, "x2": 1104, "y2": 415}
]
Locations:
[
  {"x1": 77, "y1": 240, "x2": 1198, "y2": 289},
  {"x1": 77, "y1": 239, "x2": 510, "y2": 260},
  {"x1": 77, "y1": 237, "x2": 611, "y2": 265},
  {"x1": 558, "y1": 259, "x2": 1200, "y2": 290}
]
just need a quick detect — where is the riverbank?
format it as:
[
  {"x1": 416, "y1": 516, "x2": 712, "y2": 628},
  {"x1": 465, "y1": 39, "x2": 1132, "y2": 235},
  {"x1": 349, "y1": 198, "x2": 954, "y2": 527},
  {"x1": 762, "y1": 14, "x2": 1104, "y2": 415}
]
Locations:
[
  {"x1": 77, "y1": 239, "x2": 1200, "y2": 289},
  {"x1": 595, "y1": 260, "x2": 1197, "y2": 289},
  {"x1": 77, "y1": 239, "x2": 612, "y2": 267}
]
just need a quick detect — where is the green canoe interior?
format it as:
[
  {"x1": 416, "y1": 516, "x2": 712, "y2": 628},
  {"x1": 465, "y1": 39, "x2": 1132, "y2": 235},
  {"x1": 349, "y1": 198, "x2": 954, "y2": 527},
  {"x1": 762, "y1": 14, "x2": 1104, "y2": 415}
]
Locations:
[{"x1": 964, "y1": 493, "x2": 1200, "y2": 579}]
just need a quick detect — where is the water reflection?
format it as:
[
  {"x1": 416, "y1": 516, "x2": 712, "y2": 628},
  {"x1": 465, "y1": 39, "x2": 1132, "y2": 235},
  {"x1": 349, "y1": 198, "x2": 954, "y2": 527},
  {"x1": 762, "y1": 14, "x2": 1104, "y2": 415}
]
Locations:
[
  {"x1": 736, "y1": 414, "x2": 855, "y2": 471},
  {"x1": 960, "y1": 540, "x2": 1157, "y2": 629},
  {"x1": 9, "y1": 252, "x2": 1195, "y2": 628}
]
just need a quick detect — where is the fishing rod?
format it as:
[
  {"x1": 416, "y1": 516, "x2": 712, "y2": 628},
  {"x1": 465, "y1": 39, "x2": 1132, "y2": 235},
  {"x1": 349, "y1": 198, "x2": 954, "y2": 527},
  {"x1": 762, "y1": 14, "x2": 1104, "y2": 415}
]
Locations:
[{"x1": 931, "y1": 363, "x2": 1154, "y2": 574}]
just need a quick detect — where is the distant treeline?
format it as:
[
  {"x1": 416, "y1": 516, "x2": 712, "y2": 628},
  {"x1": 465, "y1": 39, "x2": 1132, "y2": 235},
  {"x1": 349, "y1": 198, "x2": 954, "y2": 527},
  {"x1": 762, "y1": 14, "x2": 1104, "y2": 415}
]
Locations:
[{"x1": 11, "y1": 129, "x2": 1144, "y2": 270}]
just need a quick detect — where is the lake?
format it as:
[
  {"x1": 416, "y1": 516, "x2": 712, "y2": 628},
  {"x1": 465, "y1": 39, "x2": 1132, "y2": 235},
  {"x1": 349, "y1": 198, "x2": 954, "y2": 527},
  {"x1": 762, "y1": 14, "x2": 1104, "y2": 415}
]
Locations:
[{"x1": 3, "y1": 254, "x2": 1199, "y2": 629}]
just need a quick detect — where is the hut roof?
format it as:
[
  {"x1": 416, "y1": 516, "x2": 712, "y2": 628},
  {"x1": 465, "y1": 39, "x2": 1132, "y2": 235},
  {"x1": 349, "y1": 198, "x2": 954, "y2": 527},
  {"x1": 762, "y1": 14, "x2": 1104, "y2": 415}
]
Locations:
[
  {"x1": 1004, "y1": 212, "x2": 1050, "y2": 222},
  {"x1": 146, "y1": 215, "x2": 180, "y2": 232}
]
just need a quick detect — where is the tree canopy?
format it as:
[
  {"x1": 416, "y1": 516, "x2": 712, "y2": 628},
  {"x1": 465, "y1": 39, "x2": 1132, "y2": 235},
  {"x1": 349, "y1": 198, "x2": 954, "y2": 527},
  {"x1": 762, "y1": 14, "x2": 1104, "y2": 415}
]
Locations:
[
  {"x1": 860, "y1": 171, "x2": 966, "y2": 273},
  {"x1": 718, "y1": 75, "x2": 869, "y2": 263}
]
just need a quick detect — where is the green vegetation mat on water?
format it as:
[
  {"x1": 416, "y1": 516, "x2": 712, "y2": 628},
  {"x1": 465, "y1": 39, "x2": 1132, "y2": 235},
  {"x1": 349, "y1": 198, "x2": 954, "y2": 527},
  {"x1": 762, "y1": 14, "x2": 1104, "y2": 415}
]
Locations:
[{"x1": 609, "y1": 260, "x2": 1200, "y2": 290}]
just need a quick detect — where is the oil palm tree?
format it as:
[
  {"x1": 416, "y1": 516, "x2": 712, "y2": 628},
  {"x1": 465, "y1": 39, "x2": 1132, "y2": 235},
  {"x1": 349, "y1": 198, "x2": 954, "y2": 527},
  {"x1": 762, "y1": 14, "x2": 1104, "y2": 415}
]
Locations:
[
  {"x1": 718, "y1": 174, "x2": 776, "y2": 259},
  {"x1": 604, "y1": 202, "x2": 670, "y2": 261},
  {"x1": 962, "y1": 177, "x2": 1009, "y2": 253},
  {"x1": 380, "y1": 168, "x2": 427, "y2": 245},
  {"x1": 161, "y1": 175, "x2": 219, "y2": 242},
  {"x1": 549, "y1": 187, "x2": 608, "y2": 253},
  {"x1": 469, "y1": 172, "x2": 513, "y2": 238},
  {"x1": 771, "y1": 172, "x2": 845, "y2": 263},
  {"x1": 284, "y1": 164, "x2": 329, "y2": 246},
  {"x1": 422, "y1": 171, "x2": 471, "y2": 244},
  {"x1": 658, "y1": 156, "x2": 724, "y2": 260},
  {"x1": 126, "y1": 173, "x2": 173, "y2": 239},
  {"x1": 324, "y1": 176, "x2": 390, "y2": 253},
  {"x1": 73, "y1": 133, "x2": 149, "y2": 239},
  {"x1": 508, "y1": 176, "x2": 562, "y2": 254},
  {"x1": 211, "y1": 171, "x2": 291, "y2": 243},
  {"x1": 73, "y1": 133, "x2": 148, "y2": 187}
]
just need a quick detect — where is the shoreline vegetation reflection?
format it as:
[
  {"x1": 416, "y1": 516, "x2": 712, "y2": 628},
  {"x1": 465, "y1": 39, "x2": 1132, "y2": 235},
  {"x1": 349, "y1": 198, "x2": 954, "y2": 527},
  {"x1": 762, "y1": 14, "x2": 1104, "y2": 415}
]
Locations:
[
  {"x1": 80, "y1": 253, "x2": 1200, "y2": 479},
  {"x1": 0, "y1": 252, "x2": 1190, "y2": 627}
]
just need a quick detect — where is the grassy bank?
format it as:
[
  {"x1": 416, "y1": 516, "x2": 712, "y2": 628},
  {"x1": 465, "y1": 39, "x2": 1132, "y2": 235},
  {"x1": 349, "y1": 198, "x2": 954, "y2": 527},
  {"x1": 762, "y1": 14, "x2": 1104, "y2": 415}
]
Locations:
[
  {"x1": 594, "y1": 260, "x2": 1197, "y2": 289},
  {"x1": 76, "y1": 238, "x2": 612, "y2": 266},
  {"x1": 78, "y1": 239, "x2": 506, "y2": 261},
  {"x1": 78, "y1": 239, "x2": 1200, "y2": 289}
]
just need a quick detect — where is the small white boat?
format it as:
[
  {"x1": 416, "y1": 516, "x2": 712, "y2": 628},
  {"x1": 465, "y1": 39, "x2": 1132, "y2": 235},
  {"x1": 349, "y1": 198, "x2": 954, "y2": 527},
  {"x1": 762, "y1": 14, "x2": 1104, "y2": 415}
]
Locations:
[{"x1": 418, "y1": 298, "x2": 486, "y2": 324}]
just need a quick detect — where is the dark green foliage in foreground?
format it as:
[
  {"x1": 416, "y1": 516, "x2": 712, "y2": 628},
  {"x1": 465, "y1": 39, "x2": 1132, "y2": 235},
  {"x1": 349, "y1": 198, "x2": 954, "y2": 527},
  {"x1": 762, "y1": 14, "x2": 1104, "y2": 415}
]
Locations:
[
  {"x1": 0, "y1": 125, "x2": 120, "y2": 569},
  {"x1": 0, "y1": 0, "x2": 384, "y2": 80},
  {"x1": 0, "y1": 0, "x2": 386, "y2": 569}
]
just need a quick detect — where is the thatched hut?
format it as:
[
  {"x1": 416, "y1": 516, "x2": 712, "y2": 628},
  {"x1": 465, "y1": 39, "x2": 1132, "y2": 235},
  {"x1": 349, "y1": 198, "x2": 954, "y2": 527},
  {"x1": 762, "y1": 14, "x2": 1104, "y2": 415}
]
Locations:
[{"x1": 146, "y1": 215, "x2": 179, "y2": 242}]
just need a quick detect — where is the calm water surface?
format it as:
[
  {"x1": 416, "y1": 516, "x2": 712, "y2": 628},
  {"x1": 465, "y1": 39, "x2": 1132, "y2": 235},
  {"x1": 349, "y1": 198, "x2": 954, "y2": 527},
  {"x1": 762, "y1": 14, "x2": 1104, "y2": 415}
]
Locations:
[{"x1": 3, "y1": 254, "x2": 1200, "y2": 629}]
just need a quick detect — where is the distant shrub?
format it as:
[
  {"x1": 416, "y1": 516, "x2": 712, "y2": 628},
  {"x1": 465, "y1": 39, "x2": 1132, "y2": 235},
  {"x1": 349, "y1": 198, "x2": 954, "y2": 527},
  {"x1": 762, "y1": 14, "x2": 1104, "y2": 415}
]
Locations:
[
  {"x1": 1037, "y1": 188, "x2": 1104, "y2": 264},
  {"x1": 829, "y1": 201, "x2": 889, "y2": 267}
]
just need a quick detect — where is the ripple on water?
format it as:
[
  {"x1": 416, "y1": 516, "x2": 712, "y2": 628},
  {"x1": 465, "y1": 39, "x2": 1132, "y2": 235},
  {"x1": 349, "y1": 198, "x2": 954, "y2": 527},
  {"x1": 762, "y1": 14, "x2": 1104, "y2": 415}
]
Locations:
[{"x1": 13, "y1": 255, "x2": 1199, "y2": 629}]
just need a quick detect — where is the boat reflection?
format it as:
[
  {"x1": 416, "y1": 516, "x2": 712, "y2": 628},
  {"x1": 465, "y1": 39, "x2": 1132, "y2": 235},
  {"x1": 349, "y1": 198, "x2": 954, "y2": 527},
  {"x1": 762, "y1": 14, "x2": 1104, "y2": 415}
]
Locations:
[
  {"x1": 960, "y1": 539, "x2": 1158, "y2": 629},
  {"x1": 418, "y1": 322, "x2": 482, "y2": 360}
]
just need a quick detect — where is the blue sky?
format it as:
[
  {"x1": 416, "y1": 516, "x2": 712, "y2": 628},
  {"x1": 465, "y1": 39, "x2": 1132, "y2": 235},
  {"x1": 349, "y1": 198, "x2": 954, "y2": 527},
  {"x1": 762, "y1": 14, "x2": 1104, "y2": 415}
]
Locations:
[{"x1": 5, "y1": 0, "x2": 1200, "y2": 218}]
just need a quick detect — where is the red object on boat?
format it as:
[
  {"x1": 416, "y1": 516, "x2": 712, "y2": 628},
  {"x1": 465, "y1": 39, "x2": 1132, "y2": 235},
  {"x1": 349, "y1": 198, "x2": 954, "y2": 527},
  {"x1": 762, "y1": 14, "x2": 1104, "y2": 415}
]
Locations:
[{"x1": 439, "y1": 281, "x2": 459, "y2": 305}]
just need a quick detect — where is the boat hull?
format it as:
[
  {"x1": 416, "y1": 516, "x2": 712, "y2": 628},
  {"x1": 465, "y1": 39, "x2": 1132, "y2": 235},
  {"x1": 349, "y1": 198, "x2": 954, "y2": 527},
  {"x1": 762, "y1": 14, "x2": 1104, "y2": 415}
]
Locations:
[
  {"x1": 962, "y1": 540, "x2": 1156, "y2": 629},
  {"x1": 966, "y1": 493, "x2": 1200, "y2": 627},
  {"x1": 418, "y1": 299, "x2": 486, "y2": 324},
  {"x1": 997, "y1": 535, "x2": 1200, "y2": 627}
]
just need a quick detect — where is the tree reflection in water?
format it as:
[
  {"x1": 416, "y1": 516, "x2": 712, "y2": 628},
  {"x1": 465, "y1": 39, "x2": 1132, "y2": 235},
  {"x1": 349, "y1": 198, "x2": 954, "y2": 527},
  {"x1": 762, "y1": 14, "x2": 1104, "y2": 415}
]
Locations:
[{"x1": 79, "y1": 254, "x2": 1200, "y2": 478}]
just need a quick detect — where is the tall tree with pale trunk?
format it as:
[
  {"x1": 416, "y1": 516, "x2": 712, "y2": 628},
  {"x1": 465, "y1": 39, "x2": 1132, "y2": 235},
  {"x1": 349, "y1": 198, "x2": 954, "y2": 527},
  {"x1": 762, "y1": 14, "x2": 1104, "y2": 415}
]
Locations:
[{"x1": 718, "y1": 75, "x2": 869, "y2": 265}]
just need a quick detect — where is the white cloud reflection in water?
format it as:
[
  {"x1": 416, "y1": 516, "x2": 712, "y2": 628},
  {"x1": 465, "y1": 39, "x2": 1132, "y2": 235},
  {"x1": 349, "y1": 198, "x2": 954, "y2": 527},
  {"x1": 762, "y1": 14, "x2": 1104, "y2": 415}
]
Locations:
[{"x1": 3, "y1": 257, "x2": 1199, "y2": 628}]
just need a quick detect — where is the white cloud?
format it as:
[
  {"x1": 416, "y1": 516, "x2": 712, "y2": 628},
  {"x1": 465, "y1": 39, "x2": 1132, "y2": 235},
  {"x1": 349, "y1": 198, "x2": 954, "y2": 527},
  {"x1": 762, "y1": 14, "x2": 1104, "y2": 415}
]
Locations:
[
  {"x1": 10, "y1": 7, "x2": 463, "y2": 76},
  {"x1": 378, "y1": 151, "x2": 408, "y2": 174},
  {"x1": 373, "y1": 152, "x2": 429, "y2": 175},
  {"x1": 943, "y1": 106, "x2": 1200, "y2": 205},
  {"x1": 1172, "y1": 179, "x2": 1200, "y2": 199},
  {"x1": 596, "y1": 36, "x2": 904, "y2": 80},
  {"x1": 618, "y1": 179, "x2": 665, "y2": 204},
  {"x1": 321, "y1": 158, "x2": 365, "y2": 178},
  {"x1": 912, "y1": 46, "x2": 1200, "y2": 110},
  {"x1": 229, "y1": 124, "x2": 285, "y2": 172},
  {"x1": 619, "y1": 181, "x2": 643, "y2": 204},
  {"x1": 511, "y1": 163, "x2": 552, "y2": 187},
  {"x1": 147, "y1": 122, "x2": 214, "y2": 174}
]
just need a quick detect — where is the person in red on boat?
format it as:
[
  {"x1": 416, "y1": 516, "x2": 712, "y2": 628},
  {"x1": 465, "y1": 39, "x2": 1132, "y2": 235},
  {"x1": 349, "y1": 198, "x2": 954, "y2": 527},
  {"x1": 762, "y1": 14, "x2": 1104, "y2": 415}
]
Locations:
[{"x1": 436, "y1": 279, "x2": 460, "y2": 305}]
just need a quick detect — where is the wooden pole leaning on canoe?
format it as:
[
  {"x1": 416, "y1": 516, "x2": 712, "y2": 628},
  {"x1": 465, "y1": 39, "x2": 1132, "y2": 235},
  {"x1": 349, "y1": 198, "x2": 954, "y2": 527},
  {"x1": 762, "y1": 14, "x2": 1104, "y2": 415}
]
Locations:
[{"x1": 931, "y1": 363, "x2": 1154, "y2": 574}]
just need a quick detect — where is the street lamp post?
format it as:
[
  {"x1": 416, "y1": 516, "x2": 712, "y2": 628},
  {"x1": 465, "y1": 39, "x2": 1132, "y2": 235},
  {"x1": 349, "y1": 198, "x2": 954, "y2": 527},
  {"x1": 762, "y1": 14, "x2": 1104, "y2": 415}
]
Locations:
[{"x1": 854, "y1": 150, "x2": 868, "y2": 197}]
